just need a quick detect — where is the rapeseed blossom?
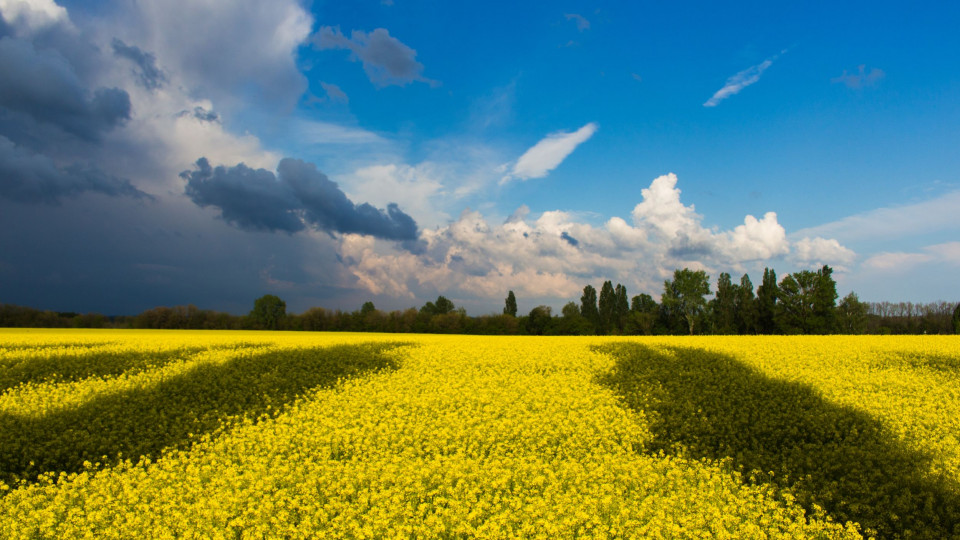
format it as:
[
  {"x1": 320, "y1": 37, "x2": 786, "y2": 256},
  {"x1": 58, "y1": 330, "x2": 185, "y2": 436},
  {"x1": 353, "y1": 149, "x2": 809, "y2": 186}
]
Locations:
[{"x1": 0, "y1": 329, "x2": 956, "y2": 537}]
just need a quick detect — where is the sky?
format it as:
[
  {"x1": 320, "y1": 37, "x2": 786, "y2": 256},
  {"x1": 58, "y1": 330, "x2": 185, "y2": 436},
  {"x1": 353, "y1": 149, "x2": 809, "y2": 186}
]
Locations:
[{"x1": 1, "y1": 0, "x2": 959, "y2": 316}]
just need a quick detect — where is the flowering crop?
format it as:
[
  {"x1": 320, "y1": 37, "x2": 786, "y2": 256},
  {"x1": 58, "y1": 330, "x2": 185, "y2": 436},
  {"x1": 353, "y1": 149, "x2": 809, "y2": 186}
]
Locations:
[{"x1": 0, "y1": 330, "x2": 956, "y2": 538}]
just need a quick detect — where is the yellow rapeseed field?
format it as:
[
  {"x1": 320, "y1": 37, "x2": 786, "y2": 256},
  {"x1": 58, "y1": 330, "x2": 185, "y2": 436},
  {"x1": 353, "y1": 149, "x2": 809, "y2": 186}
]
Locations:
[{"x1": 1, "y1": 329, "x2": 958, "y2": 538}]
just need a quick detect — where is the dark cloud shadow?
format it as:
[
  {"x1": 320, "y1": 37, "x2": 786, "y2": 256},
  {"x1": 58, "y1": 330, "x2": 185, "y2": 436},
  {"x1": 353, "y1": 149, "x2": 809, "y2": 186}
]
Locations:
[
  {"x1": 0, "y1": 342, "x2": 408, "y2": 487},
  {"x1": 596, "y1": 343, "x2": 960, "y2": 538},
  {"x1": 0, "y1": 345, "x2": 233, "y2": 393}
]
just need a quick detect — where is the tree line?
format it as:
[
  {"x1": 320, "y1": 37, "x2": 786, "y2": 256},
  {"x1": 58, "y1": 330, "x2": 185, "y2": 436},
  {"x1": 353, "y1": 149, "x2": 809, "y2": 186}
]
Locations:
[{"x1": 2, "y1": 265, "x2": 959, "y2": 334}]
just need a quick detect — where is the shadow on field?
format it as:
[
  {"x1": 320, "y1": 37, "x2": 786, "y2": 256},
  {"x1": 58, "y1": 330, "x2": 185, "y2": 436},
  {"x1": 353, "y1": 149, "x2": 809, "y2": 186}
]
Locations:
[
  {"x1": 596, "y1": 343, "x2": 960, "y2": 539},
  {"x1": 0, "y1": 346, "x2": 216, "y2": 392},
  {"x1": 0, "y1": 342, "x2": 407, "y2": 486}
]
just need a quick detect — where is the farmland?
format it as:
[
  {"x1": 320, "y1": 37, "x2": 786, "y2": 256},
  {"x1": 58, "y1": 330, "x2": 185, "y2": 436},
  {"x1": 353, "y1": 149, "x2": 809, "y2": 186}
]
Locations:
[{"x1": 1, "y1": 330, "x2": 958, "y2": 538}]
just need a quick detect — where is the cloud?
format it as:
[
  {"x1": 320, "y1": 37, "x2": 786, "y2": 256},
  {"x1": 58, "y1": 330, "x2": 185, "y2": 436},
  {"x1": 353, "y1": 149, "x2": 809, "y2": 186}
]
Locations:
[
  {"x1": 0, "y1": 35, "x2": 131, "y2": 141},
  {"x1": 560, "y1": 231, "x2": 579, "y2": 247},
  {"x1": 564, "y1": 13, "x2": 590, "y2": 32},
  {"x1": 338, "y1": 163, "x2": 446, "y2": 228},
  {"x1": 791, "y1": 237, "x2": 857, "y2": 270},
  {"x1": 314, "y1": 26, "x2": 436, "y2": 87},
  {"x1": 832, "y1": 65, "x2": 884, "y2": 89},
  {"x1": 294, "y1": 119, "x2": 383, "y2": 145},
  {"x1": 501, "y1": 122, "x2": 597, "y2": 183},
  {"x1": 111, "y1": 39, "x2": 166, "y2": 90},
  {"x1": 0, "y1": 135, "x2": 151, "y2": 203},
  {"x1": 791, "y1": 190, "x2": 960, "y2": 243},
  {"x1": 320, "y1": 81, "x2": 348, "y2": 103},
  {"x1": 863, "y1": 242, "x2": 960, "y2": 272},
  {"x1": 704, "y1": 53, "x2": 781, "y2": 107},
  {"x1": 0, "y1": 0, "x2": 69, "y2": 35},
  {"x1": 181, "y1": 157, "x2": 419, "y2": 242},
  {"x1": 337, "y1": 172, "x2": 851, "y2": 305},
  {"x1": 114, "y1": 0, "x2": 313, "y2": 109}
]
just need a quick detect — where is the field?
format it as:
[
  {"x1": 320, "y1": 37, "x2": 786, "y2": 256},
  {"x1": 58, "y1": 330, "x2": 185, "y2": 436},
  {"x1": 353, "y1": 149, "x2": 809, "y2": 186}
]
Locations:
[{"x1": 1, "y1": 330, "x2": 958, "y2": 539}]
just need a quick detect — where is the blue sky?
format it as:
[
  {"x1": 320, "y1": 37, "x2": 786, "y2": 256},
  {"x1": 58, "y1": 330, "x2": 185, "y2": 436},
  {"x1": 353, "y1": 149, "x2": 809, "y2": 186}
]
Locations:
[{"x1": 1, "y1": 0, "x2": 958, "y2": 315}]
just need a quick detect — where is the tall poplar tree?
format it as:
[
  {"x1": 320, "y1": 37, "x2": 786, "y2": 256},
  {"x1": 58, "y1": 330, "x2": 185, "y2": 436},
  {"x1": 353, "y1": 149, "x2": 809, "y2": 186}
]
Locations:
[
  {"x1": 709, "y1": 272, "x2": 737, "y2": 334},
  {"x1": 614, "y1": 283, "x2": 629, "y2": 333},
  {"x1": 503, "y1": 290, "x2": 518, "y2": 317},
  {"x1": 756, "y1": 267, "x2": 778, "y2": 334},
  {"x1": 598, "y1": 280, "x2": 616, "y2": 334},
  {"x1": 735, "y1": 273, "x2": 757, "y2": 334},
  {"x1": 580, "y1": 285, "x2": 600, "y2": 334}
]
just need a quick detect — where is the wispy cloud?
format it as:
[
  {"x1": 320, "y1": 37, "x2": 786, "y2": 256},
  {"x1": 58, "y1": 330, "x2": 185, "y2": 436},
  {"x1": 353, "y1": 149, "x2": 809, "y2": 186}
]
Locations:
[
  {"x1": 704, "y1": 52, "x2": 782, "y2": 107},
  {"x1": 832, "y1": 65, "x2": 885, "y2": 89},
  {"x1": 501, "y1": 123, "x2": 597, "y2": 184},
  {"x1": 564, "y1": 13, "x2": 590, "y2": 32},
  {"x1": 319, "y1": 82, "x2": 348, "y2": 103},
  {"x1": 791, "y1": 191, "x2": 960, "y2": 243},
  {"x1": 863, "y1": 242, "x2": 960, "y2": 272}
]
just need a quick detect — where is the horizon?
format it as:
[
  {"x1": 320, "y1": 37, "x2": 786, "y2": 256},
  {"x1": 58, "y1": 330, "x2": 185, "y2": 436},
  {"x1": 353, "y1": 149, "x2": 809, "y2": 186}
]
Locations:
[{"x1": 1, "y1": 1, "x2": 959, "y2": 316}]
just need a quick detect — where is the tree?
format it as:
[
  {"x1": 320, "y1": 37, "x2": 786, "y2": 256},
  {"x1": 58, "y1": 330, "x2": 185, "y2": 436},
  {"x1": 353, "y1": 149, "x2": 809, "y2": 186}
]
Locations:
[
  {"x1": 250, "y1": 294, "x2": 286, "y2": 330},
  {"x1": 526, "y1": 305, "x2": 552, "y2": 335},
  {"x1": 734, "y1": 273, "x2": 757, "y2": 334},
  {"x1": 709, "y1": 272, "x2": 737, "y2": 334},
  {"x1": 580, "y1": 285, "x2": 599, "y2": 334},
  {"x1": 557, "y1": 301, "x2": 593, "y2": 335},
  {"x1": 837, "y1": 292, "x2": 868, "y2": 334},
  {"x1": 629, "y1": 293, "x2": 659, "y2": 335},
  {"x1": 776, "y1": 271, "x2": 818, "y2": 334},
  {"x1": 756, "y1": 267, "x2": 778, "y2": 334},
  {"x1": 661, "y1": 268, "x2": 711, "y2": 335},
  {"x1": 953, "y1": 303, "x2": 960, "y2": 334},
  {"x1": 614, "y1": 284, "x2": 629, "y2": 333},
  {"x1": 360, "y1": 301, "x2": 376, "y2": 316},
  {"x1": 421, "y1": 295, "x2": 455, "y2": 317},
  {"x1": 434, "y1": 296, "x2": 455, "y2": 315},
  {"x1": 503, "y1": 290, "x2": 518, "y2": 317},
  {"x1": 598, "y1": 281, "x2": 616, "y2": 334},
  {"x1": 812, "y1": 265, "x2": 839, "y2": 333}
]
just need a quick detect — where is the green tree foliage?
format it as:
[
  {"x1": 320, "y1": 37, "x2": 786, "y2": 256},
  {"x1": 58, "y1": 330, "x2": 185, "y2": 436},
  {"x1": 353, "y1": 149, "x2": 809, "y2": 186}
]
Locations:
[
  {"x1": 360, "y1": 302, "x2": 376, "y2": 316},
  {"x1": 503, "y1": 290, "x2": 518, "y2": 317},
  {"x1": 598, "y1": 281, "x2": 616, "y2": 334},
  {"x1": 812, "y1": 265, "x2": 839, "y2": 333},
  {"x1": 775, "y1": 271, "x2": 820, "y2": 334},
  {"x1": 421, "y1": 296, "x2": 455, "y2": 317},
  {"x1": 250, "y1": 295, "x2": 286, "y2": 330},
  {"x1": 580, "y1": 285, "x2": 600, "y2": 334},
  {"x1": 756, "y1": 268, "x2": 778, "y2": 334},
  {"x1": 734, "y1": 274, "x2": 757, "y2": 334},
  {"x1": 661, "y1": 269, "x2": 711, "y2": 335},
  {"x1": 555, "y1": 301, "x2": 592, "y2": 335},
  {"x1": 837, "y1": 292, "x2": 868, "y2": 334},
  {"x1": 614, "y1": 284, "x2": 629, "y2": 334},
  {"x1": 953, "y1": 303, "x2": 960, "y2": 334},
  {"x1": 628, "y1": 294, "x2": 659, "y2": 335},
  {"x1": 709, "y1": 272, "x2": 737, "y2": 334},
  {"x1": 525, "y1": 305, "x2": 552, "y2": 335},
  {"x1": 777, "y1": 266, "x2": 839, "y2": 334}
]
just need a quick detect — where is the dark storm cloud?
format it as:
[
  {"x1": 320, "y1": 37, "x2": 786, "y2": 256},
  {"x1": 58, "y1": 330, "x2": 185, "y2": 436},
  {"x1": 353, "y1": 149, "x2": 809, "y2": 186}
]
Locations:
[
  {"x1": 560, "y1": 231, "x2": 579, "y2": 247},
  {"x1": 0, "y1": 135, "x2": 151, "y2": 204},
  {"x1": 181, "y1": 157, "x2": 420, "y2": 241},
  {"x1": 0, "y1": 36, "x2": 130, "y2": 141},
  {"x1": 112, "y1": 39, "x2": 167, "y2": 90},
  {"x1": 314, "y1": 26, "x2": 435, "y2": 87}
]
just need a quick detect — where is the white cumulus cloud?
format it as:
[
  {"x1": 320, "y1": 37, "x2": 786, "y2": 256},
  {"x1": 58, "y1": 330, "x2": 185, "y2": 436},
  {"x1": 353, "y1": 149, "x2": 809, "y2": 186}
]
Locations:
[{"x1": 337, "y1": 172, "x2": 848, "y2": 309}]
